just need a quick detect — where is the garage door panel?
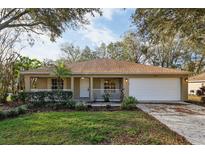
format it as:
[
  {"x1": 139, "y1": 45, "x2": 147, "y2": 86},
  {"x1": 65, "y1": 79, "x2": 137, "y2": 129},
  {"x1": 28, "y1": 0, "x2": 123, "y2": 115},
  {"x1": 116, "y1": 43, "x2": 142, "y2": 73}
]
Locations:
[{"x1": 129, "y1": 78, "x2": 181, "y2": 101}]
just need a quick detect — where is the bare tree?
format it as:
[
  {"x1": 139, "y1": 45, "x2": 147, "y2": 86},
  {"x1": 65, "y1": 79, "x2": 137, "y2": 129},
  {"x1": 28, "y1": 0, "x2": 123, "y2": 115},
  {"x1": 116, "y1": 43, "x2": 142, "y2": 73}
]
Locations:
[
  {"x1": 60, "y1": 43, "x2": 81, "y2": 63},
  {"x1": 0, "y1": 30, "x2": 20, "y2": 103}
]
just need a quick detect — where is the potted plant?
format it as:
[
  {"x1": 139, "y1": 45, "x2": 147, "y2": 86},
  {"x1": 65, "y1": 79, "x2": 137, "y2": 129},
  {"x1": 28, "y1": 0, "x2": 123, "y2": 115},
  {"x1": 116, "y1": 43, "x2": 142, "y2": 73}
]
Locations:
[{"x1": 102, "y1": 92, "x2": 111, "y2": 102}]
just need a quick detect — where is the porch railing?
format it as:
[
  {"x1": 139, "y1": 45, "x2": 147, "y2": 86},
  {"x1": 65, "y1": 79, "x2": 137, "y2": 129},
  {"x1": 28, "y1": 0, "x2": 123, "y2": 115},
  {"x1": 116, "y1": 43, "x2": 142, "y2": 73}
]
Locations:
[{"x1": 93, "y1": 89, "x2": 124, "y2": 102}]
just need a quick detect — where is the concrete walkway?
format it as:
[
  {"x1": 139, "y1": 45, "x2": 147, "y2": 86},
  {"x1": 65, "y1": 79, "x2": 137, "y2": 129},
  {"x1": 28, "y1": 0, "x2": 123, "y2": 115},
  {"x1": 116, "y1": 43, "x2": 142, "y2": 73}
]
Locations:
[{"x1": 137, "y1": 102, "x2": 205, "y2": 145}]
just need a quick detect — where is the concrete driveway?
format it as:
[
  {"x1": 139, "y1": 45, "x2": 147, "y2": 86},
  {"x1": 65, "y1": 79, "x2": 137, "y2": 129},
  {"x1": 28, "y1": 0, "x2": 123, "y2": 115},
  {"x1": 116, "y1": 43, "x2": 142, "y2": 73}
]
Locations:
[{"x1": 137, "y1": 102, "x2": 205, "y2": 145}]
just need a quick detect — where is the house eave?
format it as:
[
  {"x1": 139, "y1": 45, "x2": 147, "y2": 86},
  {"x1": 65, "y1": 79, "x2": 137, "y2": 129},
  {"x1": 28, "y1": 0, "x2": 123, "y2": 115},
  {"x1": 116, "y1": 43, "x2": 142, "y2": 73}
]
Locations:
[
  {"x1": 21, "y1": 72, "x2": 50, "y2": 75},
  {"x1": 71, "y1": 72, "x2": 189, "y2": 75},
  {"x1": 188, "y1": 80, "x2": 205, "y2": 83},
  {"x1": 20, "y1": 72, "x2": 189, "y2": 76}
]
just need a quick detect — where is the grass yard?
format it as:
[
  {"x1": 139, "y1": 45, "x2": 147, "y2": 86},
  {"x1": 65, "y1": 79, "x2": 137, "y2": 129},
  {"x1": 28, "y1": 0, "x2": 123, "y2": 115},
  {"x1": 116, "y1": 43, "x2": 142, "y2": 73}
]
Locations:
[{"x1": 0, "y1": 111, "x2": 189, "y2": 145}]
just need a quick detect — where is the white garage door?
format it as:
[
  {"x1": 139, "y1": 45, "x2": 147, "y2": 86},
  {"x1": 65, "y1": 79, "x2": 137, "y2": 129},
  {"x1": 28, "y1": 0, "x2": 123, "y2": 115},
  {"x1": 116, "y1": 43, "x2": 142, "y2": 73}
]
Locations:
[{"x1": 129, "y1": 78, "x2": 181, "y2": 101}]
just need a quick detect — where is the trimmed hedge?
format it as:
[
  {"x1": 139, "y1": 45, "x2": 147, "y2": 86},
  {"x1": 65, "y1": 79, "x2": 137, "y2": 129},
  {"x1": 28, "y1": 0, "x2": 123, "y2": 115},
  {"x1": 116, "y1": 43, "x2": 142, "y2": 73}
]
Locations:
[
  {"x1": 25, "y1": 91, "x2": 73, "y2": 103},
  {"x1": 10, "y1": 91, "x2": 73, "y2": 104},
  {"x1": 24, "y1": 91, "x2": 73, "y2": 109},
  {"x1": 10, "y1": 91, "x2": 27, "y2": 103}
]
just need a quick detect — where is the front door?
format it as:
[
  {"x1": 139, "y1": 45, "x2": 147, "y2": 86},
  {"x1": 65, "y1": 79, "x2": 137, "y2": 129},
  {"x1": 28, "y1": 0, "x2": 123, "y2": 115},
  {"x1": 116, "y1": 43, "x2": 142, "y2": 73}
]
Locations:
[{"x1": 80, "y1": 78, "x2": 90, "y2": 97}]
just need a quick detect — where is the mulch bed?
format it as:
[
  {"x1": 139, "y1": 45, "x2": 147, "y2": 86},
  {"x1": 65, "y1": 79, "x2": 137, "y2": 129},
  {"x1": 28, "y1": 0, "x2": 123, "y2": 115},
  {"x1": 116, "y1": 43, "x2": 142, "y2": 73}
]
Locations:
[{"x1": 0, "y1": 101, "x2": 24, "y2": 111}]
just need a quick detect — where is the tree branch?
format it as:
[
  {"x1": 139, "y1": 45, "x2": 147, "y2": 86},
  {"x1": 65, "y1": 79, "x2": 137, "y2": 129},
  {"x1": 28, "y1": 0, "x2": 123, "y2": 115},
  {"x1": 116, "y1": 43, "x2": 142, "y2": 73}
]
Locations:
[
  {"x1": 0, "y1": 9, "x2": 17, "y2": 23},
  {"x1": 0, "y1": 9, "x2": 29, "y2": 31},
  {"x1": 6, "y1": 22, "x2": 42, "y2": 28}
]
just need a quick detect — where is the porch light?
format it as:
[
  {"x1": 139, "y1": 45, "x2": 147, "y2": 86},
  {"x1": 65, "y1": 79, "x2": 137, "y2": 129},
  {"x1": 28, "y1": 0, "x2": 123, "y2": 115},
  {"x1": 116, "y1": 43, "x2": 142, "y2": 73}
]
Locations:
[
  {"x1": 184, "y1": 77, "x2": 188, "y2": 82},
  {"x1": 125, "y1": 78, "x2": 128, "y2": 83},
  {"x1": 105, "y1": 80, "x2": 108, "y2": 83},
  {"x1": 81, "y1": 77, "x2": 85, "y2": 80}
]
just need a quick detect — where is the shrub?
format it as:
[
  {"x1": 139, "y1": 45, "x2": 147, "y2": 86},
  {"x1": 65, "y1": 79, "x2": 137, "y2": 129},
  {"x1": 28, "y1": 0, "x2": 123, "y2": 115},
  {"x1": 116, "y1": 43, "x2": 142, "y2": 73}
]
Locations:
[
  {"x1": 0, "y1": 111, "x2": 7, "y2": 119},
  {"x1": 52, "y1": 103, "x2": 67, "y2": 110},
  {"x1": 121, "y1": 96, "x2": 138, "y2": 110},
  {"x1": 75, "y1": 102, "x2": 87, "y2": 111},
  {"x1": 51, "y1": 103, "x2": 58, "y2": 110},
  {"x1": 7, "y1": 109, "x2": 19, "y2": 118},
  {"x1": 30, "y1": 101, "x2": 44, "y2": 108},
  {"x1": 0, "y1": 105, "x2": 28, "y2": 120},
  {"x1": 25, "y1": 91, "x2": 73, "y2": 108},
  {"x1": 10, "y1": 94, "x2": 18, "y2": 102},
  {"x1": 10, "y1": 92, "x2": 27, "y2": 103},
  {"x1": 26, "y1": 91, "x2": 72, "y2": 103},
  {"x1": 102, "y1": 93, "x2": 111, "y2": 102},
  {"x1": 18, "y1": 92, "x2": 27, "y2": 103},
  {"x1": 16, "y1": 105, "x2": 28, "y2": 114},
  {"x1": 86, "y1": 104, "x2": 92, "y2": 110},
  {"x1": 66, "y1": 99, "x2": 76, "y2": 109}
]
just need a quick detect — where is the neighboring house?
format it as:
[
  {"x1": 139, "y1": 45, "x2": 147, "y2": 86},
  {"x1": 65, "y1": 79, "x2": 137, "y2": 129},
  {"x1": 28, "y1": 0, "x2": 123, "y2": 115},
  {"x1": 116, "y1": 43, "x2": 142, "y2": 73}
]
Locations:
[
  {"x1": 20, "y1": 59, "x2": 189, "y2": 102},
  {"x1": 188, "y1": 73, "x2": 205, "y2": 95}
]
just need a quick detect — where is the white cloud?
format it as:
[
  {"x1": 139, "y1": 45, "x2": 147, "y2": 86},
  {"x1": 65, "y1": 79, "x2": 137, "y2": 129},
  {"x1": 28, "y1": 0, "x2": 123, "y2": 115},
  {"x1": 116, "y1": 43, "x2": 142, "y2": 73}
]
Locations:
[
  {"x1": 85, "y1": 8, "x2": 121, "y2": 22},
  {"x1": 102, "y1": 8, "x2": 121, "y2": 20},
  {"x1": 80, "y1": 24, "x2": 118, "y2": 46},
  {"x1": 79, "y1": 8, "x2": 121, "y2": 46},
  {"x1": 21, "y1": 43, "x2": 60, "y2": 61},
  {"x1": 20, "y1": 8, "x2": 122, "y2": 60},
  {"x1": 20, "y1": 35, "x2": 66, "y2": 61}
]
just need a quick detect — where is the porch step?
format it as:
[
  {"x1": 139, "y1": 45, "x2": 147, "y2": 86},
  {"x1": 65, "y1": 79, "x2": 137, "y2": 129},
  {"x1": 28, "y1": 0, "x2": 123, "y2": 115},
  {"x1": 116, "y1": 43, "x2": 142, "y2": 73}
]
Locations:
[{"x1": 86, "y1": 102, "x2": 121, "y2": 107}]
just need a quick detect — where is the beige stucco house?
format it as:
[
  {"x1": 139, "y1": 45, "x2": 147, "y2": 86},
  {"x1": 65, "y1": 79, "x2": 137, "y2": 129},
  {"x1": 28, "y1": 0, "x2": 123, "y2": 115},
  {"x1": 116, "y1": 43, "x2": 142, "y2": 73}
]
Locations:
[{"x1": 21, "y1": 59, "x2": 189, "y2": 102}]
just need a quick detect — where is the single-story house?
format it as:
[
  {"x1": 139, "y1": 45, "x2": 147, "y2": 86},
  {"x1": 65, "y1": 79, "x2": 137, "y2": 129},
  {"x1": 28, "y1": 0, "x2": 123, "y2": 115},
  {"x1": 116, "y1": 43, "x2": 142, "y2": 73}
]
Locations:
[
  {"x1": 188, "y1": 73, "x2": 205, "y2": 95},
  {"x1": 21, "y1": 59, "x2": 189, "y2": 102}
]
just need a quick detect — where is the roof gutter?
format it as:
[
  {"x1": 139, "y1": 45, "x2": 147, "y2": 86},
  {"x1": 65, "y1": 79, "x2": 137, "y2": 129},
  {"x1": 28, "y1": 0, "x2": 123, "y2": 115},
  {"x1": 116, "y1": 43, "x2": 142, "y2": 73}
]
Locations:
[
  {"x1": 188, "y1": 80, "x2": 205, "y2": 83},
  {"x1": 20, "y1": 71, "x2": 190, "y2": 75},
  {"x1": 20, "y1": 72, "x2": 50, "y2": 75}
]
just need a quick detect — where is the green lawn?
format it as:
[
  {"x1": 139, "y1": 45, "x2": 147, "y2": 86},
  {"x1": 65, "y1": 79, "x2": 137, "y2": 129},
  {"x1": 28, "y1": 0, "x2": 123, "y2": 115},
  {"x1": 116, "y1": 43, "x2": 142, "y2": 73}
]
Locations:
[{"x1": 0, "y1": 111, "x2": 189, "y2": 145}]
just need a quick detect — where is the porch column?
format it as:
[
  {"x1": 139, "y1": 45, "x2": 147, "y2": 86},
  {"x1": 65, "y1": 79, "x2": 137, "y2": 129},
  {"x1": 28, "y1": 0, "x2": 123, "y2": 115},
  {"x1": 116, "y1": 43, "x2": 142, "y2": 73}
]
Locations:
[
  {"x1": 123, "y1": 77, "x2": 129, "y2": 97},
  {"x1": 71, "y1": 76, "x2": 74, "y2": 92},
  {"x1": 90, "y1": 77, "x2": 93, "y2": 101},
  {"x1": 181, "y1": 77, "x2": 188, "y2": 101},
  {"x1": 70, "y1": 77, "x2": 74, "y2": 99},
  {"x1": 47, "y1": 78, "x2": 51, "y2": 89},
  {"x1": 63, "y1": 78, "x2": 68, "y2": 89},
  {"x1": 24, "y1": 75, "x2": 31, "y2": 92}
]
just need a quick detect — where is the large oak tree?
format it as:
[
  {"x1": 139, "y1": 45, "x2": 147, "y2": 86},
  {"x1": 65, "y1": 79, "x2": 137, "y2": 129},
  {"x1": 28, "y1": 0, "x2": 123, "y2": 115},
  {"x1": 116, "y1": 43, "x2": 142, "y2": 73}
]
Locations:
[
  {"x1": 0, "y1": 8, "x2": 101, "y2": 41},
  {"x1": 132, "y1": 8, "x2": 205, "y2": 73},
  {"x1": 0, "y1": 8, "x2": 101, "y2": 103}
]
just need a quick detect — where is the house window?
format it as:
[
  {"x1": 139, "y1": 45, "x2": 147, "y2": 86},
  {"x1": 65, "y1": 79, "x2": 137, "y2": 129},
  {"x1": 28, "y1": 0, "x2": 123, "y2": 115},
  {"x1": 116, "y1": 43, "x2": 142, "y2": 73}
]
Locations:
[
  {"x1": 104, "y1": 80, "x2": 116, "y2": 93},
  {"x1": 31, "y1": 77, "x2": 38, "y2": 89},
  {"x1": 51, "y1": 78, "x2": 64, "y2": 90}
]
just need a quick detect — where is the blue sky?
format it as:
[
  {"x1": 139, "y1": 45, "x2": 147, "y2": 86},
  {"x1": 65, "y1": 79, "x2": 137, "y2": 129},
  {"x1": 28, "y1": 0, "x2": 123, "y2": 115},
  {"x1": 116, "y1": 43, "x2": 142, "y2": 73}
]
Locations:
[{"x1": 21, "y1": 8, "x2": 135, "y2": 60}]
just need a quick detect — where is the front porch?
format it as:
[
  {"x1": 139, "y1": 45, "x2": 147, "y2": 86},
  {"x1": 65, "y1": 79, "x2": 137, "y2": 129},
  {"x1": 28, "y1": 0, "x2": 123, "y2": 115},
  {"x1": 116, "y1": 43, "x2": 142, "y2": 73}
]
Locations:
[{"x1": 24, "y1": 75, "x2": 128, "y2": 102}]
